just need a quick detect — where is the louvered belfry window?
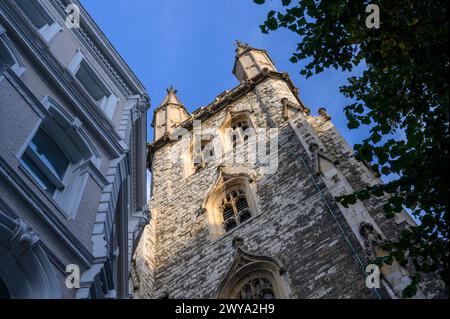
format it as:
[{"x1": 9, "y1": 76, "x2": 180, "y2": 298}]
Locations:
[
  {"x1": 238, "y1": 278, "x2": 276, "y2": 299},
  {"x1": 231, "y1": 120, "x2": 250, "y2": 148},
  {"x1": 220, "y1": 189, "x2": 252, "y2": 232}
]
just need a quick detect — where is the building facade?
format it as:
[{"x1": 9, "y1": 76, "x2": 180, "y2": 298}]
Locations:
[
  {"x1": 0, "y1": 0, "x2": 149, "y2": 298},
  {"x1": 132, "y1": 42, "x2": 444, "y2": 299}
]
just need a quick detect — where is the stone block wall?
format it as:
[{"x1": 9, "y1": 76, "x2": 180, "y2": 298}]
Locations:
[{"x1": 135, "y1": 77, "x2": 392, "y2": 299}]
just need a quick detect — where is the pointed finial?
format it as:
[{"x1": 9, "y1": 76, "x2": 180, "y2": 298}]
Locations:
[
  {"x1": 167, "y1": 85, "x2": 177, "y2": 94},
  {"x1": 235, "y1": 40, "x2": 249, "y2": 48},
  {"x1": 235, "y1": 40, "x2": 251, "y2": 55}
]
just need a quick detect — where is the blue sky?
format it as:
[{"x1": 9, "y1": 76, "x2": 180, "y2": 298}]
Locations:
[{"x1": 80, "y1": 0, "x2": 370, "y2": 146}]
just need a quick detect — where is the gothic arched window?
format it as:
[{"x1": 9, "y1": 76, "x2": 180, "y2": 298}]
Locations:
[
  {"x1": 183, "y1": 135, "x2": 218, "y2": 177},
  {"x1": 220, "y1": 188, "x2": 252, "y2": 232},
  {"x1": 238, "y1": 277, "x2": 275, "y2": 299},
  {"x1": 216, "y1": 247, "x2": 290, "y2": 299},
  {"x1": 203, "y1": 171, "x2": 260, "y2": 239},
  {"x1": 231, "y1": 118, "x2": 250, "y2": 148},
  {"x1": 218, "y1": 110, "x2": 256, "y2": 158}
]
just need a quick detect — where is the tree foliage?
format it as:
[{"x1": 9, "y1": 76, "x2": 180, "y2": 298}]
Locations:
[{"x1": 253, "y1": 0, "x2": 449, "y2": 297}]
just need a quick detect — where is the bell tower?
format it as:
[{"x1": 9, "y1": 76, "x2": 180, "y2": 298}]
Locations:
[
  {"x1": 152, "y1": 86, "x2": 190, "y2": 140},
  {"x1": 232, "y1": 41, "x2": 277, "y2": 82},
  {"x1": 133, "y1": 44, "x2": 441, "y2": 300}
]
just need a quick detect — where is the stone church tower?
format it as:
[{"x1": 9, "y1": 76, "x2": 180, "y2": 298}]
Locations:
[{"x1": 131, "y1": 42, "x2": 436, "y2": 299}]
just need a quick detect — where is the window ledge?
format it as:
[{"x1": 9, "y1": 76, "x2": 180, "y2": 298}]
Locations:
[{"x1": 39, "y1": 22, "x2": 62, "y2": 43}]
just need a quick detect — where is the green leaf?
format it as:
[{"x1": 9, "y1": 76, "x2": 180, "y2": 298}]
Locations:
[
  {"x1": 347, "y1": 119, "x2": 360, "y2": 129},
  {"x1": 371, "y1": 132, "x2": 382, "y2": 144},
  {"x1": 266, "y1": 17, "x2": 279, "y2": 30},
  {"x1": 354, "y1": 104, "x2": 364, "y2": 114},
  {"x1": 372, "y1": 187, "x2": 384, "y2": 197},
  {"x1": 381, "y1": 166, "x2": 391, "y2": 175},
  {"x1": 402, "y1": 284, "x2": 417, "y2": 299},
  {"x1": 357, "y1": 189, "x2": 370, "y2": 200},
  {"x1": 346, "y1": 194, "x2": 357, "y2": 205}
]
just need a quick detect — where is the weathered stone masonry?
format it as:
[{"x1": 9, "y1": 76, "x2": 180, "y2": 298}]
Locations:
[{"x1": 133, "y1": 43, "x2": 437, "y2": 299}]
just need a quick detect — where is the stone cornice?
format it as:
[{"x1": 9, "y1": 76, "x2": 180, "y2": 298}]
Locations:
[{"x1": 147, "y1": 70, "x2": 303, "y2": 167}]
